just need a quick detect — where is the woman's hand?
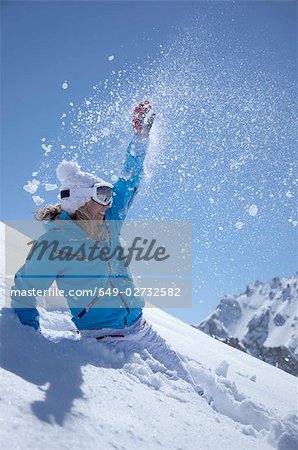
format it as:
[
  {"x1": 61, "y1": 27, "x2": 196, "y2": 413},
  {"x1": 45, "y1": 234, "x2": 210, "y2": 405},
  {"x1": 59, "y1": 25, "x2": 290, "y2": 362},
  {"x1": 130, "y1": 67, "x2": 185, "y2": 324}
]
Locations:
[{"x1": 133, "y1": 100, "x2": 156, "y2": 136}]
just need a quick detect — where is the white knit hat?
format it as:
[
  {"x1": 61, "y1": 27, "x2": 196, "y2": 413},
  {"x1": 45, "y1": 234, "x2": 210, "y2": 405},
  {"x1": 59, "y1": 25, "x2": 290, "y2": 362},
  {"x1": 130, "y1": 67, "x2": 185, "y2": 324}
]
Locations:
[{"x1": 56, "y1": 160, "x2": 112, "y2": 213}]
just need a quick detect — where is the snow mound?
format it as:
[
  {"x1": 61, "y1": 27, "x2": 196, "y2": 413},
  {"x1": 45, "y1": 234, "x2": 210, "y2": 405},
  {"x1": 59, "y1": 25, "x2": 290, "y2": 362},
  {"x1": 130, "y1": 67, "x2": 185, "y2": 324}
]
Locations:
[{"x1": 0, "y1": 304, "x2": 297, "y2": 450}]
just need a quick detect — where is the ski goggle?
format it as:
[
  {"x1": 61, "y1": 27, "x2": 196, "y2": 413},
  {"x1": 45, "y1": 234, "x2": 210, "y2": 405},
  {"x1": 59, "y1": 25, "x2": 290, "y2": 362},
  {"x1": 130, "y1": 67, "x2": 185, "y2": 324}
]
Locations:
[
  {"x1": 60, "y1": 182, "x2": 114, "y2": 207},
  {"x1": 92, "y1": 184, "x2": 114, "y2": 206}
]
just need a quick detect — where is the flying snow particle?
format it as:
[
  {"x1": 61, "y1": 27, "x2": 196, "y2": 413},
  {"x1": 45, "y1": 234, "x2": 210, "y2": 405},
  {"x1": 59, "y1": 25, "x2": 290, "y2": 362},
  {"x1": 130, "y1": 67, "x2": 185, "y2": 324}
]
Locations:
[
  {"x1": 111, "y1": 174, "x2": 118, "y2": 182},
  {"x1": 62, "y1": 81, "x2": 68, "y2": 90},
  {"x1": 32, "y1": 172, "x2": 38, "y2": 177},
  {"x1": 101, "y1": 128, "x2": 110, "y2": 137},
  {"x1": 235, "y1": 221, "x2": 244, "y2": 230},
  {"x1": 209, "y1": 197, "x2": 215, "y2": 204},
  {"x1": 41, "y1": 144, "x2": 53, "y2": 155},
  {"x1": 108, "y1": 55, "x2": 115, "y2": 61},
  {"x1": 248, "y1": 204, "x2": 258, "y2": 216},
  {"x1": 23, "y1": 179, "x2": 40, "y2": 194},
  {"x1": 44, "y1": 183, "x2": 58, "y2": 191},
  {"x1": 32, "y1": 196, "x2": 44, "y2": 206}
]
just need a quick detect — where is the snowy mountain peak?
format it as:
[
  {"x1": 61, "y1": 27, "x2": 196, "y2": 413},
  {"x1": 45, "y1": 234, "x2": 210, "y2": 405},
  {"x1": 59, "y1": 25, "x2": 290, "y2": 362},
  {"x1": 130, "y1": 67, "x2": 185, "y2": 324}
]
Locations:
[{"x1": 197, "y1": 274, "x2": 298, "y2": 376}]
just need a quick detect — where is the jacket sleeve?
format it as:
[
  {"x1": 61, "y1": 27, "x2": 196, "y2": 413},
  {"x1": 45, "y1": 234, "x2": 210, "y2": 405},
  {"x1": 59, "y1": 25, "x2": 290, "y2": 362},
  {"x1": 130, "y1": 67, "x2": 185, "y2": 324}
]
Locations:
[
  {"x1": 10, "y1": 231, "x2": 64, "y2": 330},
  {"x1": 108, "y1": 136, "x2": 149, "y2": 221}
]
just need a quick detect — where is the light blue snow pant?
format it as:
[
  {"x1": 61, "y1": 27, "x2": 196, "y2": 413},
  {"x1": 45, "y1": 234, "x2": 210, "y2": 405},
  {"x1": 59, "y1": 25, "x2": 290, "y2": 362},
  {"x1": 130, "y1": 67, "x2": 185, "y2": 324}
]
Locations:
[{"x1": 79, "y1": 318, "x2": 198, "y2": 391}]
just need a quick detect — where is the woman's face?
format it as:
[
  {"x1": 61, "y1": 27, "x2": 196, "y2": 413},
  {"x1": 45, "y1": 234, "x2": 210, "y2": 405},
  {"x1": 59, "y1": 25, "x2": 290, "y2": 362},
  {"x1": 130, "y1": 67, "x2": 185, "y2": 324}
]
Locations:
[{"x1": 84, "y1": 199, "x2": 111, "y2": 221}]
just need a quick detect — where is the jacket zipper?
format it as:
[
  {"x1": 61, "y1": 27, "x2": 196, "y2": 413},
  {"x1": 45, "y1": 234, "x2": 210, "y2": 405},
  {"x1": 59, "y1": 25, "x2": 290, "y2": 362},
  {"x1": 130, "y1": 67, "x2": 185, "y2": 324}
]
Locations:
[{"x1": 107, "y1": 261, "x2": 130, "y2": 327}]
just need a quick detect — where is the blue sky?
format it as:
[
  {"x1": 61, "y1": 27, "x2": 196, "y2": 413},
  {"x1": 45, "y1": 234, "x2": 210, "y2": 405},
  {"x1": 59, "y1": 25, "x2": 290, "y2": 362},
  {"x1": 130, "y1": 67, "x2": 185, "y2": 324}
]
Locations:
[{"x1": 1, "y1": 1, "x2": 297, "y2": 324}]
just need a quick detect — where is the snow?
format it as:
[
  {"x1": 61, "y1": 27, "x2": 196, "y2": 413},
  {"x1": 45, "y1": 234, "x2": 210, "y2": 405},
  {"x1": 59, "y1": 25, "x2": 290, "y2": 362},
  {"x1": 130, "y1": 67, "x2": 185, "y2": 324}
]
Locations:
[
  {"x1": 198, "y1": 274, "x2": 298, "y2": 367},
  {"x1": 215, "y1": 360, "x2": 229, "y2": 378},
  {"x1": 0, "y1": 224, "x2": 297, "y2": 450},
  {"x1": 32, "y1": 195, "x2": 44, "y2": 206},
  {"x1": 101, "y1": 127, "x2": 110, "y2": 137},
  {"x1": 248, "y1": 205, "x2": 258, "y2": 216},
  {"x1": 41, "y1": 144, "x2": 53, "y2": 155},
  {"x1": 62, "y1": 81, "x2": 68, "y2": 90},
  {"x1": 44, "y1": 183, "x2": 58, "y2": 192},
  {"x1": 23, "y1": 179, "x2": 40, "y2": 194},
  {"x1": 235, "y1": 221, "x2": 244, "y2": 230},
  {"x1": 1, "y1": 306, "x2": 297, "y2": 450},
  {"x1": 285, "y1": 191, "x2": 294, "y2": 198}
]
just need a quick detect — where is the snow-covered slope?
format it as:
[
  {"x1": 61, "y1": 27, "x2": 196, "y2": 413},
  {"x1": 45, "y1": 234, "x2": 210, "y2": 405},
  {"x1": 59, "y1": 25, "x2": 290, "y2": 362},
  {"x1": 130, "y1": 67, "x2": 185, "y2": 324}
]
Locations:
[
  {"x1": 1, "y1": 224, "x2": 297, "y2": 450},
  {"x1": 197, "y1": 274, "x2": 298, "y2": 376}
]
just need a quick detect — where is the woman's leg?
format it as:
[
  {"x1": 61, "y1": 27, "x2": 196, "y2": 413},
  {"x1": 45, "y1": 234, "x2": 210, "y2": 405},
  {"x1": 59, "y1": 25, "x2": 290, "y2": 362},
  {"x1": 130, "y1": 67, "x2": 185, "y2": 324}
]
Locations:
[{"x1": 84, "y1": 319, "x2": 203, "y2": 394}]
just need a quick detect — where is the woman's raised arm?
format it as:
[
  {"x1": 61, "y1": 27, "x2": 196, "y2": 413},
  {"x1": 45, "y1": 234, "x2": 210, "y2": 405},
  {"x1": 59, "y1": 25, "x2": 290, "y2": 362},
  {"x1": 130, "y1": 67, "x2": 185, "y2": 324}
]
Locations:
[{"x1": 107, "y1": 101, "x2": 155, "y2": 221}]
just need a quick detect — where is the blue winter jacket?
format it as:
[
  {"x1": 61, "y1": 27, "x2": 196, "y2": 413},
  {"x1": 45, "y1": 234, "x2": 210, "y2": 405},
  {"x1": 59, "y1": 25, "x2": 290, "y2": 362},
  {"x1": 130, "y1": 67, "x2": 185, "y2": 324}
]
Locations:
[{"x1": 11, "y1": 136, "x2": 148, "y2": 331}]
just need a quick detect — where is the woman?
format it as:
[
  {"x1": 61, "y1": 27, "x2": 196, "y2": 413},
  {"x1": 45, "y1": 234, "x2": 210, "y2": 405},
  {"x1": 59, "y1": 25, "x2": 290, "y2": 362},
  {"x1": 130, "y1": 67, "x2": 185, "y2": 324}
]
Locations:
[{"x1": 11, "y1": 101, "x2": 207, "y2": 399}]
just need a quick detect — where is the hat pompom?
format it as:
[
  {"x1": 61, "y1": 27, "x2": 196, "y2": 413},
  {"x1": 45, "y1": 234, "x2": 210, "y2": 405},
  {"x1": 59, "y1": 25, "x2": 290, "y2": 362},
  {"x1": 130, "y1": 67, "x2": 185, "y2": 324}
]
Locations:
[{"x1": 56, "y1": 160, "x2": 81, "y2": 183}]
